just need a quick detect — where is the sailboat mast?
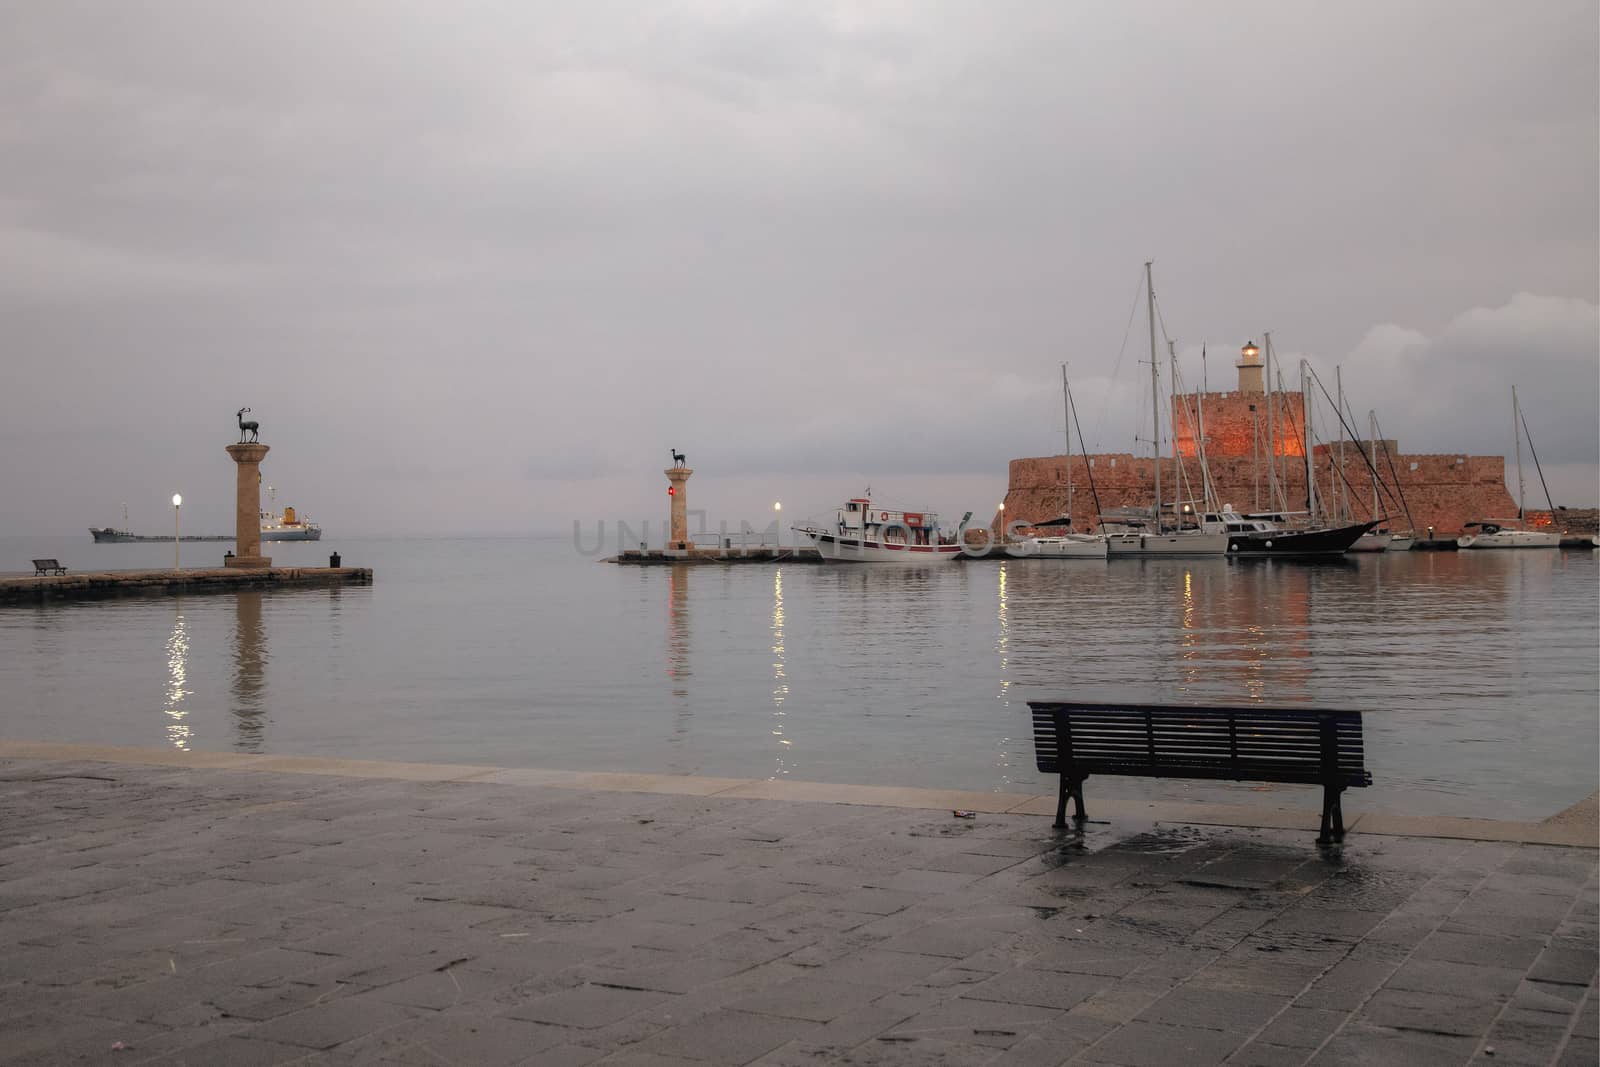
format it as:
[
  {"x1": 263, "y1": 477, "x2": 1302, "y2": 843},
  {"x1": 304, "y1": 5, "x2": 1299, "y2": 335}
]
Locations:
[
  {"x1": 1301, "y1": 359, "x2": 1316, "y2": 521},
  {"x1": 1369, "y1": 410, "x2": 1379, "y2": 520},
  {"x1": 1513, "y1": 385, "x2": 1526, "y2": 519},
  {"x1": 1062, "y1": 363, "x2": 1073, "y2": 526},
  {"x1": 1335, "y1": 366, "x2": 1346, "y2": 521},
  {"x1": 1169, "y1": 339, "x2": 1180, "y2": 500},
  {"x1": 1264, "y1": 331, "x2": 1276, "y2": 511},
  {"x1": 1146, "y1": 261, "x2": 1161, "y2": 532}
]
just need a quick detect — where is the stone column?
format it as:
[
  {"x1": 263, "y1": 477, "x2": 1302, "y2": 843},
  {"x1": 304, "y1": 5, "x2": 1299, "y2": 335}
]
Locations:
[
  {"x1": 665, "y1": 466, "x2": 693, "y2": 551},
  {"x1": 225, "y1": 443, "x2": 272, "y2": 568}
]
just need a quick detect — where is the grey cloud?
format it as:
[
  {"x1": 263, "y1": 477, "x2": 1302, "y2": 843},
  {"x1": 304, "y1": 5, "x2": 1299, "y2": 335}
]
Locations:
[{"x1": 0, "y1": 1, "x2": 1594, "y2": 535}]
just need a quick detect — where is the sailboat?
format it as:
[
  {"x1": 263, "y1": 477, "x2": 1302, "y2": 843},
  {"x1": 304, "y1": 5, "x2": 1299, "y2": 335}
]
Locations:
[
  {"x1": 1458, "y1": 387, "x2": 1559, "y2": 549},
  {"x1": 1102, "y1": 262, "x2": 1228, "y2": 558},
  {"x1": 1006, "y1": 366, "x2": 1108, "y2": 559},
  {"x1": 1350, "y1": 409, "x2": 1414, "y2": 551}
]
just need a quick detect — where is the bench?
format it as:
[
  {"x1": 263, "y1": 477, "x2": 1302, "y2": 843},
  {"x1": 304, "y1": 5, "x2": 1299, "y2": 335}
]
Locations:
[
  {"x1": 1029, "y1": 699, "x2": 1372, "y2": 845},
  {"x1": 32, "y1": 558, "x2": 67, "y2": 576}
]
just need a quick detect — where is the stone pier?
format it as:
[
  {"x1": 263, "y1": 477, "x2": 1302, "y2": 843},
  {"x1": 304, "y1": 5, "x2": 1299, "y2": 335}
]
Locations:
[{"x1": 225, "y1": 442, "x2": 271, "y2": 568}]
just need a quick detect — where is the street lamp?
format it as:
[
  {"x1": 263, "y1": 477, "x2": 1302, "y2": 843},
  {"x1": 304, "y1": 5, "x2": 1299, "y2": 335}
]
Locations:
[{"x1": 172, "y1": 494, "x2": 183, "y2": 570}]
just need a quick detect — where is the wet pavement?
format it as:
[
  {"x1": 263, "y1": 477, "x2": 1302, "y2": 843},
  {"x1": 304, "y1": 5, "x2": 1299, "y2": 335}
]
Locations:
[{"x1": 0, "y1": 750, "x2": 1595, "y2": 1066}]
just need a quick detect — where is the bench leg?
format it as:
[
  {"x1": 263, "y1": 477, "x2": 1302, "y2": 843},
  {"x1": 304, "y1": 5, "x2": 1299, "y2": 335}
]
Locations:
[
  {"x1": 1318, "y1": 784, "x2": 1345, "y2": 845},
  {"x1": 1053, "y1": 776, "x2": 1088, "y2": 830}
]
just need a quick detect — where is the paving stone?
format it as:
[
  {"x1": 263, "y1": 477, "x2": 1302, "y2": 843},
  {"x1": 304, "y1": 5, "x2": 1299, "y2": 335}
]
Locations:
[
  {"x1": 1078, "y1": 1019, "x2": 1245, "y2": 1065},
  {"x1": 1308, "y1": 1021, "x2": 1477, "y2": 1066},
  {"x1": 884, "y1": 995, "x2": 1064, "y2": 1049},
  {"x1": 1558, "y1": 1035, "x2": 1599, "y2": 1067},
  {"x1": 1529, "y1": 946, "x2": 1599, "y2": 987},
  {"x1": 1226, "y1": 1043, "x2": 1314, "y2": 1067},
  {"x1": 245, "y1": 993, "x2": 418, "y2": 1049},
  {"x1": 1385, "y1": 957, "x2": 1524, "y2": 999},
  {"x1": 1293, "y1": 958, "x2": 1402, "y2": 1011},
  {"x1": 728, "y1": 974, "x2": 887, "y2": 1023},
  {"x1": 634, "y1": 1007, "x2": 818, "y2": 1062},
  {"x1": 1137, "y1": 986, "x2": 1289, "y2": 1032},
  {"x1": 1359, "y1": 987, "x2": 1501, "y2": 1037},
  {"x1": 1253, "y1": 1005, "x2": 1349, "y2": 1049},
  {"x1": 151, "y1": 1034, "x2": 316, "y2": 1066},
  {"x1": 1414, "y1": 931, "x2": 1546, "y2": 970},
  {"x1": 499, "y1": 981, "x2": 672, "y2": 1028},
  {"x1": 962, "y1": 966, "x2": 1111, "y2": 1011}
]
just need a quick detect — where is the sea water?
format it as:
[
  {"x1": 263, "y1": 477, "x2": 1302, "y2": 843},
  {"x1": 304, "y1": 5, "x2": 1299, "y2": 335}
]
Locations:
[{"x1": 1, "y1": 536, "x2": 1595, "y2": 821}]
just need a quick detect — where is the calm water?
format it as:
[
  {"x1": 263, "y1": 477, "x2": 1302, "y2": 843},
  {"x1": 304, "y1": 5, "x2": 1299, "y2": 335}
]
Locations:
[{"x1": 2, "y1": 536, "x2": 1596, "y2": 820}]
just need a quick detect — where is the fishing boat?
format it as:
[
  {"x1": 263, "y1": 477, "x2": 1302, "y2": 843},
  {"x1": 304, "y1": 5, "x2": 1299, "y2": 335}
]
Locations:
[
  {"x1": 794, "y1": 494, "x2": 969, "y2": 563},
  {"x1": 1006, "y1": 366, "x2": 1109, "y2": 560},
  {"x1": 1458, "y1": 387, "x2": 1558, "y2": 550}
]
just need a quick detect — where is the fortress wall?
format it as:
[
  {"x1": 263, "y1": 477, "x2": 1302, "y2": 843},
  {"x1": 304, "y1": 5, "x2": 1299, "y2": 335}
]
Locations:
[{"x1": 1003, "y1": 450, "x2": 1517, "y2": 535}]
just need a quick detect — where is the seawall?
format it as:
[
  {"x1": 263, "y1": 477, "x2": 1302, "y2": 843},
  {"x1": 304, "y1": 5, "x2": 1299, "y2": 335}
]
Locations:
[{"x1": 0, "y1": 567, "x2": 373, "y2": 605}]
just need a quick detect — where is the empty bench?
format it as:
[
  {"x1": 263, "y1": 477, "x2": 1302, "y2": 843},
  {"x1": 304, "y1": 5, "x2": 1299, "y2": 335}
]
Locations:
[
  {"x1": 32, "y1": 558, "x2": 67, "y2": 576},
  {"x1": 1029, "y1": 699, "x2": 1372, "y2": 845}
]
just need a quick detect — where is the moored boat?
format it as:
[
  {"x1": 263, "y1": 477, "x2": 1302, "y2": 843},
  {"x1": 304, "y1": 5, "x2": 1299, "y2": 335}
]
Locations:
[
  {"x1": 1457, "y1": 521, "x2": 1559, "y2": 550},
  {"x1": 1005, "y1": 534, "x2": 1108, "y2": 559},
  {"x1": 794, "y1": 495, "x2": 968, "y2": 563},
  {"x1": 1457, "y1": 388, "x2": 1559, "y2": 550},
  {"x1": 1200, "y1": 509, "x2": 1377, "y2": 556}
]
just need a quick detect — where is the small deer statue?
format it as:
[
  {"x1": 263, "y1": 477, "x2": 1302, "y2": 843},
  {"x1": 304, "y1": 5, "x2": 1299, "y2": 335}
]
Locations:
[
  {"x1": 671, "y1": 448, "x2": 686, "y2": 468},
  {"x1": 237, "y1": 408, "x2": 260, "y2": 443}
]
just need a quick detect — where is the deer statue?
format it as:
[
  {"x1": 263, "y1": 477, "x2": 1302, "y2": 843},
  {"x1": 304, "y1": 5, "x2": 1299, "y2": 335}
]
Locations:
[
  {"x1": 671, "y1": 448, "x2": 686, "y2": 468},
  {"x1": 237, "y1": 408, "x2": 260, "y2": 443}
]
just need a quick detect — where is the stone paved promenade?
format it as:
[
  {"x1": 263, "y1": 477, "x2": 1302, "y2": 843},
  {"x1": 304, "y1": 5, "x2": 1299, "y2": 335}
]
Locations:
[{"x1": 1, "y1": 748, "x2": 1595, "y2": 1066}]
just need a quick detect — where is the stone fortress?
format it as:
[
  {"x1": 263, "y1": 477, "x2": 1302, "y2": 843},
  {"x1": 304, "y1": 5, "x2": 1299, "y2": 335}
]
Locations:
[{"x1": 1002, "y1": 341, "x2": 1532, "y2": 537}]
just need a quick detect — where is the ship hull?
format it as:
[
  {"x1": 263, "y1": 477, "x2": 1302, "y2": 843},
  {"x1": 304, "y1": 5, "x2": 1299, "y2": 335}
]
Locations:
[
  {"x1": 1005, "y1": 536, "x2": 1108, "y2": 559},
  {"x1": 799, "y1": 529, "x2": 962, "y2": 563},
  {"x1": 1457, "y1": 530, "x2": 1559, "y2": 549},
  {"x1": 261, "y1": 526, "x2": 322, "y2": 542},
  {"x1": 1226, "y1": 521, "x2": 1376, "y2": 557},
  {"x1": 1106, "y1": 532, "x2": 1229, "y2": 558}
]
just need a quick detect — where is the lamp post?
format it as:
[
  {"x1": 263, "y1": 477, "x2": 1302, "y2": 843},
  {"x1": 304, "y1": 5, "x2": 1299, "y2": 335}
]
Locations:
[
  {"x1": 773, "y1": 502, "x2": 782, "y2": 548},
  {"x1": 172, "y1": 494, "x2": 183, "y2": 570}
]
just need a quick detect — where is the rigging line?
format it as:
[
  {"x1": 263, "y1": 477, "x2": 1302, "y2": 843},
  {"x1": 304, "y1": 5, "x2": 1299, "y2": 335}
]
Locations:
[
  {"x1": 1372, "y1": 413, "x2": 1418, "y2": 531},
  {"x1": 1068, "y1": 381, "x2": 1104, "y2": 525},
  {"x1": 1304, "y1": 364, "x2": 1390, "y2": 516},
  {"x1": 1518, "y1": 407, "x2": 1558, "y2": 514},
  {"x1": 1090, "y1": 265, "x2": 1148, "y2": 454}
]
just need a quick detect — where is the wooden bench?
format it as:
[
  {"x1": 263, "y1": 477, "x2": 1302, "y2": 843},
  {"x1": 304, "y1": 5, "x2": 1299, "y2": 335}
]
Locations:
[
  {"x1": 32, "y1": 558, "x2": 67, "y2": 576},
  {"x1": 1029, "y1": 699, "x2": 1372, "y2": 845}
]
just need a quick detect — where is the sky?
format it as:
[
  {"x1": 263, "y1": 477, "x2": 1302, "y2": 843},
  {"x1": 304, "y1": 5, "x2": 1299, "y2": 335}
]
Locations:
[{"x1": 2, "y1": 1, "x2": 1596, "y2": 541}]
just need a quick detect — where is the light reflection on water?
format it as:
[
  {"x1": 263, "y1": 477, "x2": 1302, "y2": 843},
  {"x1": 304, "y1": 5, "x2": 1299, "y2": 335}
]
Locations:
[{"x1": 0, "y1": 536, "x2": 1595, "y2": 820}]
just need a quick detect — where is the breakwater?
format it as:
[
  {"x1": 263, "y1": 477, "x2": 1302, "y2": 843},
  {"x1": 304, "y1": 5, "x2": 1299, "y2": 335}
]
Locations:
[
  {"x1": 610, "y1": 547, "x2": 822, "y2": 564},
  {"x1": 0, "y1": 566, "x2": 372, "y2": 604}
]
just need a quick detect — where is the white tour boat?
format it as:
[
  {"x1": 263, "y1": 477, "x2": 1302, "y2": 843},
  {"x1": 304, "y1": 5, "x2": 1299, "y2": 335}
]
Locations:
[{"x1": 795, "y1": 495, "x2": 969, "y2": 563}]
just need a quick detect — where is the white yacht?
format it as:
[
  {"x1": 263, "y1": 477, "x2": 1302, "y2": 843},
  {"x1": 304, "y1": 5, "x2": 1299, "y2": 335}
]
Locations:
[
  {"x1": 1457, "y1": 522, "x2": 1558, "y2": 550},
  {"x1": 1457, "y1": 387, "x2": 1558, "y2": 550},
  {"x1": 1005, "y1": 534, "x2": 1108, "y2": 559}
]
